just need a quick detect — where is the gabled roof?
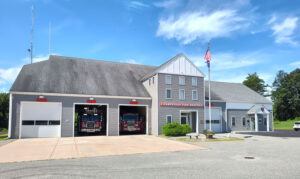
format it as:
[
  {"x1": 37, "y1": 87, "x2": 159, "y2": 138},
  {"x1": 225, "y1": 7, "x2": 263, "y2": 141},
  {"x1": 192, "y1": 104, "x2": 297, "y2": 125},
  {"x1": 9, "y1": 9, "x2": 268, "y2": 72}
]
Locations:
[
  {"x1": 11, "y1": 55, "x2": 157, "y2": 97},
  {"x1": 140, "y1": 53, "x2": 205, "y2": 81},
  {"x1": 205, "y1": 81, "x2": 273, "y2": 104},
  {"x1": 247, "y1": 105, "x2": 270, "y2": 114}
]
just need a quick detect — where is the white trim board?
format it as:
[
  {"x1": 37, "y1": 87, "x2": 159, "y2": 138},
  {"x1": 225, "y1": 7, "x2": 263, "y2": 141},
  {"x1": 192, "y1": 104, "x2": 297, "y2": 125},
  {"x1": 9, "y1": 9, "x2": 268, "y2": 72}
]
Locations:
[
  {"x1": 10, "y1": 91, "x2": 152, "y2": 100},
  {"x1": 226, "y1": 103, "x2": 272, "y2": 110}
]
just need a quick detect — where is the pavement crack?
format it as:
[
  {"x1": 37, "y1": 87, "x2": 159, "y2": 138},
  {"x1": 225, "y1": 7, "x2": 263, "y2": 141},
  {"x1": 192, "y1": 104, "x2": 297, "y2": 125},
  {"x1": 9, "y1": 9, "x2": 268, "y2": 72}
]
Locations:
[{"x1": 49, "y1": 138, "x2": 60, "y2": 159}]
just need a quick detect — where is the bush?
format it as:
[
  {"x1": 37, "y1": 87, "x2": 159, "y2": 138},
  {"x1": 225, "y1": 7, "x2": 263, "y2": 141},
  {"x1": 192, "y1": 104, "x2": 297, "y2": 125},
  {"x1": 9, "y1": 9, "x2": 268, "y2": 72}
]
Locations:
[
  {"x1": 203, "y1": 130, "x2": 215, "y2": 136},
  {"x1": 162, "y1": 122, "x2": 192, "y2": 136}
]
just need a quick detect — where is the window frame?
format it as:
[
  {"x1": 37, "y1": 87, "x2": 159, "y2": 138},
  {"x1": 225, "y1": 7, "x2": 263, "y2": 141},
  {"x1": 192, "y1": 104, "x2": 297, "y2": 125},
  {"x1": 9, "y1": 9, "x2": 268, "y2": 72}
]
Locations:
[
  {"x1": 166, "y1": 115, "x2": 172, "y2": 123},
  {"x1": 149, "y1": 79, "x2": 151, "y2": 86},
  {"x1": 231, "y1": 116, "x2": 236, "y2": 127},
  {"x1": 192, "y1": 77, "x2": 197, "y2": 86},
  {"x1": 192, "y1": 90, "x2": 198, "y2": 100},
  {"x1": 242, "y1": 117, "x2": 246, "y2": 126},
  {"x1": 165, "y1": 75, "x2": 172, "y2": 85},
  {"x1": 179, "y1": 76, "x2": 185, "y2": 85},
  {"x1": 152, "y1": 77, "x2": 155, "y2": 84},
  {"x1": 166, "y1": 88, "x2": 172, "y2": 99},
  {"x1": 179, "y1": 89, "x2": 185, "y2": 100}
]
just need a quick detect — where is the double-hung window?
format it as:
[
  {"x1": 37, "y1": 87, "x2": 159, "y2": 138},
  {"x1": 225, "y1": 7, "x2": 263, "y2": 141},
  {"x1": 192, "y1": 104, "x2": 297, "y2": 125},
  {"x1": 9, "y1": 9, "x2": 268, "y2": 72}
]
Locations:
[
  {"x1": 192, "y1": 90, "x2": 198, "y2": 100},
  {"x1": 166, "y1": 115, "x2": 172, "y2": 123},
  {"x1": 192, "y1": 77, "x2": 197, "y2": 86},
  {"x1": 166, "y1": 89, "x2": 172, "y2": 99},
  {"x1": 165, "y1": 75, "x2": 171, "y2": 84},
  {"x1": 232, "y1": 117, "x2": 236, "y2": 126},
  {"x1": 179, "y1": 89, "x2": 185, "y2": 100},
  {"x1": 179, "y1": 76, "x2": 185, "y2": 85},
  {"x1": 242, "y1": 117, "x2": 246, "y2": 126}
]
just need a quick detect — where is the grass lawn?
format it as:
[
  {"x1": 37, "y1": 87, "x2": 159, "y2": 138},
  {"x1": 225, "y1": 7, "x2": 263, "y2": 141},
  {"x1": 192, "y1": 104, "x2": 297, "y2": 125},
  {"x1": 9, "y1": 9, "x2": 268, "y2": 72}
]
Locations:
[
  {"x1": 274, "y1": 119, "x2": 299, "y2": 130},
  {"x1": 177, "y1": 137, "x2": 244, "y2": 142},
  {"x1": 0, "y1": 133, "x2": 8, "y2": 141}
]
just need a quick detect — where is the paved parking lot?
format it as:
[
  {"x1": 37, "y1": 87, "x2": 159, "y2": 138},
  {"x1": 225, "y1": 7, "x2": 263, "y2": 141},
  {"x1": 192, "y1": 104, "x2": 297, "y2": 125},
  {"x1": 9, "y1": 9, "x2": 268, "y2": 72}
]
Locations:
[
  {"x1": 238, "y1": 129, "x2": 300, "y2": 137},
  {"x1": 0, "y1": 135, "x2": 203, "y2": 163},
  {"x1": 0, "y1": 134, "x2": 299, "y2": 178}
]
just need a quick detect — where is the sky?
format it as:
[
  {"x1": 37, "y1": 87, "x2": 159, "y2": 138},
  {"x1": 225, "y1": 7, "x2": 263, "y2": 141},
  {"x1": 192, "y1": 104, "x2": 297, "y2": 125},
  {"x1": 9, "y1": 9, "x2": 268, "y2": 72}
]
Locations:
[{"x1": 0, "y1": 0, "x2": 300, "y2": 93}]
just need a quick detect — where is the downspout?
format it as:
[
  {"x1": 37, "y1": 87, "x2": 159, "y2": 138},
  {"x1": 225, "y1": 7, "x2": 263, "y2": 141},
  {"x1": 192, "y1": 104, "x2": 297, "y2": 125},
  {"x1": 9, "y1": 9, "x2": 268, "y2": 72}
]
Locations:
[{"x1": 8, "y1": 93, "x2": 12, "y2": 138}]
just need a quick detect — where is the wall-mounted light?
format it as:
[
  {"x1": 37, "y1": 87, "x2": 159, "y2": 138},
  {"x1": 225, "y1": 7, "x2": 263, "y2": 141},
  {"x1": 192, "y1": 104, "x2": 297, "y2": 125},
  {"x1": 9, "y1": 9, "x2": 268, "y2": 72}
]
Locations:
[
  {"x1": 36, "y1": 96, "x2": 47, "y2": 102},
  {"x1": 130, "y1": 99, "x2": 138, "y2": 104}
]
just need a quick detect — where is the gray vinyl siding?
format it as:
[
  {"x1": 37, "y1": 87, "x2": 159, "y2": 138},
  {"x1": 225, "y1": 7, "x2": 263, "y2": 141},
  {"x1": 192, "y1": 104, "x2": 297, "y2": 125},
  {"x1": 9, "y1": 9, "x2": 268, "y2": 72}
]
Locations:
[
  {"x1": 10, "y1": 94, "x2": 151, "y2": 138},
  {"x1": 227, "y1": 109, "x2": 274, "y2": 131},
  {"x1": 157, "y1": 73, "x2": 205, "y2": 135},
  {"x1": 205, "y1": 101, "x2": 226, "y2": 132}
]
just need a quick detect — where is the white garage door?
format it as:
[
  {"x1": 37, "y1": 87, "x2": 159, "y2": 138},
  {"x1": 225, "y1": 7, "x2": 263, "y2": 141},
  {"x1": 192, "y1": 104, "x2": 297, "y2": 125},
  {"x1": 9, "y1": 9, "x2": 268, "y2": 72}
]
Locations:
[
  {"x1": 205, "y1": 107, "x2": 222, "y2": 133},
  {"x1": 20, "y1": 102, "x2": 62, "y2": 138}
]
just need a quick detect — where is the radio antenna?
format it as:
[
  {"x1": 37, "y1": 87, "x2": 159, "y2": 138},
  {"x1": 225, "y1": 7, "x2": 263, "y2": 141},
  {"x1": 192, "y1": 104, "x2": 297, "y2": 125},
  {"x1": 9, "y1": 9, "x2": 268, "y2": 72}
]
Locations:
[{"x1": 28, "y1": 5, "x2": 34, "y2": 64}]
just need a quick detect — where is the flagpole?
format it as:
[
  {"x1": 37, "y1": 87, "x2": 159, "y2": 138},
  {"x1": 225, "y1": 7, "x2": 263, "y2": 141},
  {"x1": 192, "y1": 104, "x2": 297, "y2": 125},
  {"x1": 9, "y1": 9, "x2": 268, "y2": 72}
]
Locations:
[{"x1": 208, "y1": 42, "x2": 212, "y2": 131}]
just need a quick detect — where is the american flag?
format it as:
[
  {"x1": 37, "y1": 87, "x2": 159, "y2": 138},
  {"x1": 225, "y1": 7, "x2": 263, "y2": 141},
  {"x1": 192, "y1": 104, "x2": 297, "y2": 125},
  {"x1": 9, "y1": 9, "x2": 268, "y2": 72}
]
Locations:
[{"x1": 204, "y1": 46, "x2": 211, "y2": 68}]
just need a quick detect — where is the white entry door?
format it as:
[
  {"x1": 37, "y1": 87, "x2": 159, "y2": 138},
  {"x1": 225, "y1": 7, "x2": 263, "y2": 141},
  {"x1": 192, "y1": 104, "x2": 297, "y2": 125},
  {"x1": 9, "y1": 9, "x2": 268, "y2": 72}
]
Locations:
[
  {"x1": 20, "y1": 102, "x2": 62, "y2": 138},
  {"x1": 205, "y1": 107, "x2": 222, "y2": 133}
]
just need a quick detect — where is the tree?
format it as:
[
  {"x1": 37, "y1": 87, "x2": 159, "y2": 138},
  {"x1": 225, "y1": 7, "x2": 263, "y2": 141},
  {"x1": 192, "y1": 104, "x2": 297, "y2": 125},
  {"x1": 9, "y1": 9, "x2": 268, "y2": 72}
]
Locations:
[
  {"x1": 272, "y1": 69, "x2": 300, "y2": 121},
  {"x1": 0, "y1": 93, "x2": 9, "y2": 129},
  {"x1": 243, "y1": 73, "x2": 267, "y2": 96}
]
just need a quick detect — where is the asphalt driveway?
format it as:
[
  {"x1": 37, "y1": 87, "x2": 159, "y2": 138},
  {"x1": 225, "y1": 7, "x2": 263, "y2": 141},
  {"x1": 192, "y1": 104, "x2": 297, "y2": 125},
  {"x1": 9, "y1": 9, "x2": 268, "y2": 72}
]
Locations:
[
  {"x1": 0, "y1": 135, "x2": 204, "y2": 163},
  {"x1": 238, "y1": 129, "x2": 300, "y2": 137}
]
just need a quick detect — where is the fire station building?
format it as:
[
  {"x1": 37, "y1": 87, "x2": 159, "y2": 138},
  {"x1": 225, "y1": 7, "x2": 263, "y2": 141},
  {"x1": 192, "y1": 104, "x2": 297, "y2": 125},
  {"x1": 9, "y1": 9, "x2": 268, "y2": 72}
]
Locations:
[{"x1": 8, "y1": 54, "x2": 273, "y2": 138}]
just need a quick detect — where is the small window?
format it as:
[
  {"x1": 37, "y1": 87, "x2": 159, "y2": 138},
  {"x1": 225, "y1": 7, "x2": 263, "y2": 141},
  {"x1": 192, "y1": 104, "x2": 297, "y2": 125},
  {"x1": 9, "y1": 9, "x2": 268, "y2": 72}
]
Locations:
[
  {"x1": 259, "y1": 118, "x2": 262, "y2": 124},
  {"x1": 166, "y1": 115, "x2": 172, "y2": 123},
  {"x1": 49, "y1": 121, "x2": 60, "y2": 125},
  {"x1": 192, "y1": 90, "x2": 198, "y2": 100},
  {"x1": 242, "y1": 117, "x2": 246, "y2": 126},
  {"x1": 152, "y1": 77, "x2": 155, "y2": 84},
  {"x1": 179, "y1": 89, "x2": 185, "y2": 100},
  {"x1": 35, "y1": 120, "x2": 48, "y2": 125},
  {"x1": 22, "y1": 120, "x2": 34, "y2": 125},
  {"x1": 179, "y1": 76, "x2": 185, "y2": 85},
  {"x1": 149, "y1": 79, "x2": 151, "y2": 85},
  {"x1": 192, "y1": 77, "x2": 197, "y2": 86},
  {"x1": 232, "y1": 117, "x2": 236, "y2": 126},
  {"x1": 165, "y1": 75, "x2": 171, "y2": 84},
  {"x1": 166, "y1": 89, "x2": 172, "y2": 99}
]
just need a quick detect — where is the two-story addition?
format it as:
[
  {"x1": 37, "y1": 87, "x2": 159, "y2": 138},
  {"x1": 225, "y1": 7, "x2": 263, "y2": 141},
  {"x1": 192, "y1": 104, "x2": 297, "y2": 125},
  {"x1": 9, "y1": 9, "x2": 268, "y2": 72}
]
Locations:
[{"x1": 8, "y1": 53, "x2": 273, "y2": 138}]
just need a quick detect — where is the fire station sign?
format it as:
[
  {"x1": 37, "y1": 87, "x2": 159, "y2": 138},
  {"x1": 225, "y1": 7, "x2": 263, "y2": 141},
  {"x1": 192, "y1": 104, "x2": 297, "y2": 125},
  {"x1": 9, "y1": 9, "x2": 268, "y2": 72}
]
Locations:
[{"x1": 160, "y1": 102, "x2": 204, "y2": 107}]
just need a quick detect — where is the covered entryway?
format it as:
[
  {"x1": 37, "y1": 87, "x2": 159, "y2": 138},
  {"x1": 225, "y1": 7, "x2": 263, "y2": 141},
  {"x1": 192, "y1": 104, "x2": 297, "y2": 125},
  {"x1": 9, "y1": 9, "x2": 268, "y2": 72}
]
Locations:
[
  {"x1": 205, "y1": 107, "x2": 222, "y2": 133},
  {"x1": 180, "y1": 111, "x2": 197, "y2": 133},
  {"x1": 247, "y1": 105, "x2": 270, "y2": 132},
  {"x1": 20, "y1": 102, "x2": 62, "y2": 138},
  {"x1": 119, "y1": 105, "x2": 147, "y2": 135},
  {"x1": 74, "y1": 104, "x2": 108, "y2": 136}
]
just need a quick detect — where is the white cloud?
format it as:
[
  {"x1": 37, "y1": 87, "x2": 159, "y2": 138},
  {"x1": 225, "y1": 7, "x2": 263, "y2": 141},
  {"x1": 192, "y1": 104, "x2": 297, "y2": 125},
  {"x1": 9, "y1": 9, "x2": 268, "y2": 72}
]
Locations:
[
  {"x1": 23, "y1": 54, "x2": 50, "y2": 63},
  {"x1": 128, "y1": 1, "x2": 149, "y2": 9},
  {"x1": 153, "y1": 0, "x2": 180, "y2": 8},
  {"x1": 191, "y1": 51, "x2": 263, "y2": 71},
  {"x1": 157, "y1": 9, "x2": 247, "y2": 44},
  {"x1": 121, "y1": 59, "x2": 141, "y2": 64},
  {"x1": 271, "y1": 17, "x2": 298, "y2": 45},
  {"x1": 0, "y1": 67, "x2": 22, "y2": 84},
  {"x1": 290, "y1": 61, "x2": 300, "y2": 67},
  {"x1": 0, "y1": 88, "x2": 8, "y2": 93}
]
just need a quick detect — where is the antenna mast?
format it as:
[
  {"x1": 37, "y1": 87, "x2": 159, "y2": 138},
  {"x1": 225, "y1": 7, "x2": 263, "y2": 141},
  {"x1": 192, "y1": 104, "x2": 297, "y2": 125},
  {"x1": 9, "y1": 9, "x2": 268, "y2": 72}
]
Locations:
[
  {"x1": 48, "y1": 21, "x2": 51, "y2": 55},
  {"x1": 28, "y1": 5, "x2": 34, "y2": 64}
]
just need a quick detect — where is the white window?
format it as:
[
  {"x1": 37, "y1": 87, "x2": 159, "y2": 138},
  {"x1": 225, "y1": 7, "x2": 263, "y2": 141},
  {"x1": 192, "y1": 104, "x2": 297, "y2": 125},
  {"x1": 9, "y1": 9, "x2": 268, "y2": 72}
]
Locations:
[
  {"x1": 232, "y1": 117, "x2": 236, "y2": 126},
  {"x1": 166, "y1": 115, "x2": 172, "y2": 123},
  {"x1": 152, "y1": 77, "x2": 155, "y2": 84},
  {"x1": 179, "y1": 76, "x2": 185, "y2": 85},
  {"x1": 149, "y1": 79, "x2": 151, "y2": 85},
  {"x1": 192, "y1": 90, "x2": 198, "y2": 100},
  {"x1": 165, "y1": 75, "x2": 171, "y2": 84},
  {"x1": 192, "y1": 77, "x2": 197, "y2": 86},
  {"x1": 242, "y1": 117, "x2": 246, "y2": 126},
  {"x1": 179, "y1": 89, "x2": 185, "y2": 100},
  {"x1": 166, "y1": 89, "x2": 172, "y2": 99}
]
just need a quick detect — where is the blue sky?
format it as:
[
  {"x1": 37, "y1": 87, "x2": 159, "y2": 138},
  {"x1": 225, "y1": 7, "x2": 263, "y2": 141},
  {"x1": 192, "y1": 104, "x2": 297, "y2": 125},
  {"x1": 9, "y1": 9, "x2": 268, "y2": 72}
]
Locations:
[{"x1": 1, "y1": 0, "x2": 300, "y2": 93}]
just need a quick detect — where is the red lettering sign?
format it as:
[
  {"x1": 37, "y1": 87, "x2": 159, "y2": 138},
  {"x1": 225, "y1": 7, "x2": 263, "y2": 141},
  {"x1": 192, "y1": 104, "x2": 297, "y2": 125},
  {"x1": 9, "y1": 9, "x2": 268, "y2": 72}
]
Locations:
[
  {"x1": 160, "y1": 102, "x2": 204, "y2": 107},
  {"x1": 87, "y1": 100, "x2": 96, "y2": 103},
  {"x1": 36, "y1": 98, "x2": 47, "y2": 102}
]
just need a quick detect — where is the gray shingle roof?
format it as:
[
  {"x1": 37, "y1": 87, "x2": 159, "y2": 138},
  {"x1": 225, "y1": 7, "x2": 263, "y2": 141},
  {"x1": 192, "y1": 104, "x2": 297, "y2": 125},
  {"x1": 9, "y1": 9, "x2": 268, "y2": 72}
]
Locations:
[
  {"x1": 10, "y1": 55, "x2": 157, "y2": 97},
  {"x1": 205, "y1": 81, "x2": 272, "y2": 104}
]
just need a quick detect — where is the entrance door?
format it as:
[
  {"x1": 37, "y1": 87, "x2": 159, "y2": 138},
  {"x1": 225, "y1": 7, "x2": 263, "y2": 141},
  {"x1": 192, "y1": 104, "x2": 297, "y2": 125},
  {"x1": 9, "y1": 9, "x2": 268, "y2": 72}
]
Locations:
[
  {"x1": 250, "y1": 117, "x2": 255, "y2": 131},
  {"x1": 181, "y1": 115, "x2": 188, "y2": 125}
]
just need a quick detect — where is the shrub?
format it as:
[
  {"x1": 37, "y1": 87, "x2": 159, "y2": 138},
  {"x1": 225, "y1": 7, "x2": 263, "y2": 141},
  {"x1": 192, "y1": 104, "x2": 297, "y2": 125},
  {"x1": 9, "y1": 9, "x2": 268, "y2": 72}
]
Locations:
[
  {"x1": 203, "y1": 130, "x2": 215, "y2": 136},
  {"x1": 162, "y1": 122, "x2": 192, "y2": 136}
]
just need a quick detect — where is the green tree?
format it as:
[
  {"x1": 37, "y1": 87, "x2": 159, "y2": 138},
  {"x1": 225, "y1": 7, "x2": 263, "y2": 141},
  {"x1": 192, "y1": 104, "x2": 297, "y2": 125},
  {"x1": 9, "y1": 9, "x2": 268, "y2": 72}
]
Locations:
[
  {"x1": 0, "y1": 93, "x2": 9, "y2": 129},
  {"x1": 272, "y1": 69, "x2": 300, "y2": 121},
  {"x1": 243, "y1": 73, "x2": 267, "y2": 96}
]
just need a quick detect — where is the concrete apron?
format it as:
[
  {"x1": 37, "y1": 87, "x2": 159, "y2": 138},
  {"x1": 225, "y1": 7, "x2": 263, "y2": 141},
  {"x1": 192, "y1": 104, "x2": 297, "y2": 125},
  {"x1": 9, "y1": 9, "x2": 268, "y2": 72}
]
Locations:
[{"x1": 0, "y1": 135, "x2": 204, "y2": 163}]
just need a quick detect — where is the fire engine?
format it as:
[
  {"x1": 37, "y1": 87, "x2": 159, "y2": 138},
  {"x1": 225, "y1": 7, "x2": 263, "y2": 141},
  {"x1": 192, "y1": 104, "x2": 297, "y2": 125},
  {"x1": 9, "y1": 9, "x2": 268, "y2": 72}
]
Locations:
[
  {"x1": 78, "y1": 106, "x2": 104, "y2": 133},
  {"x1": 120, "y1": 113, "x2": 145, "y2": 133}
]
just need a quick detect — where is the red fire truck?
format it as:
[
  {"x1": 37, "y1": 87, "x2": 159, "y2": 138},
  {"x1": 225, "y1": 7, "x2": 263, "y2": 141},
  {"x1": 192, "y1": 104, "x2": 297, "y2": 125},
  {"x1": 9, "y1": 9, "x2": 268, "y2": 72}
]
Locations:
[
  {"x1": 78, "y1": 106, "x2": 104, "y2": 133},
  {"x1": 120, "y1": 113, "x2": 145, "y2": 133}
]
